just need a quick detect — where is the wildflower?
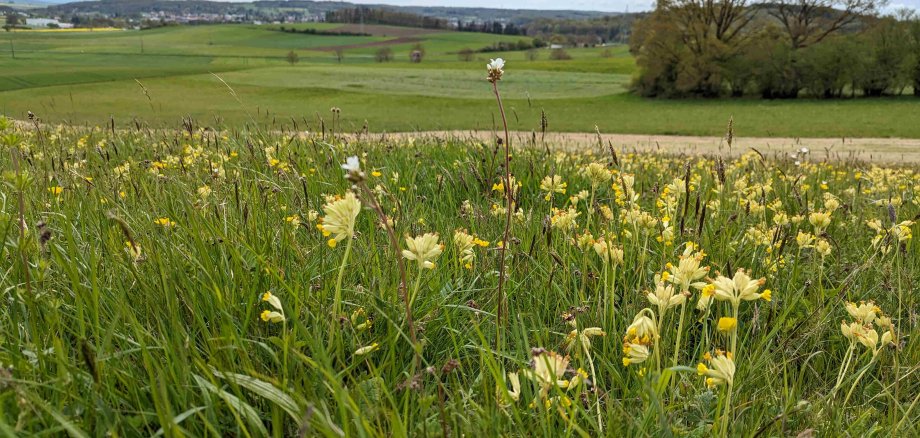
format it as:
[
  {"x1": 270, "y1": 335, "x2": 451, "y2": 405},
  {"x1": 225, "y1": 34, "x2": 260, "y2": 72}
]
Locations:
[
  {"x1": 341, "y1": 155, "x2": 365, "y2": 182},
  {"x1": 402, "y1": 233, "x2": 443, "y2": 269},
  {"x1": 709, "y1": 269, "x2": 769, "y2": 307},
  {"x1": 354, "y1": 343, "x2": 380, "y2": 356},
  {"x1": 647, "y1": 281, "x2": 684, "y2": 313},
  {"x1": 521, "y1": 350, "x2": 570, "y2": 397},
  {"x1": 261, "y1": 291, "x2": 283, "y2": 311},
  {"x1": 564, "y1": 326, "x2": 605, "y2": 353},
  {"x1": 260, "y1": 310, "x2": 285, "y2": 323},
  {"x1": 665, "y1": 243, "x2": 710, "y2": 292},
  {"x1": 697, "y1": 350, "x2": 735, "y2": 388},
  {"x1": 697, "y1": 284, "x2": 716, "y2": 312},
  {"x1": 796, "y1": 231, "x2": 816, "y2": 248},
  {"x1": 845, "y1": 301, "x2": 880, "y2": 325},
  {"x1": 815, "y1": 238, "x2": 832, "y2": 257},
  {"x1": 503, "y1": 372, "x2": 522, "y2": 402},
  {"x1": 197, "y1": 185, "x2": 212, "y2": 199},
  {"x1": 319, "y1": 192, "x2": 361, "y2": 245},
  {"x1": 125, "y1": 240, "x2": 143, "y2": 262},
  {"x1": 809, "y1": 211, "x2": 832, "y2": 234},
  {"x1": 581, "y1": 162, "x2": 611, "y2": 186},
  {"x1": 540, "y1": 175, "x2": 567, "y2": 200},
  {"x1": 624, "y1": 311, "x2": 658, "y2": 342},
  {"x1": 48, "y1": 186, "x2": 64, "y2": 196},
  {"x1": 487, "y1": 58, "x2": 504, "y2": 82},
  {"x1": 154, "y1": 217, "x2": 176, "y2": 228},
  {"x1": 717, "y1": 317, "x2": 738, "y2": 333},
  {"x1": 550, "y1": 207, "x2": 580, "y2": 231},
  {"x1": 285, "y1": 215, "x2": 301, "y2": 227},
  {"x1": 622, "y1": 342, "x2": 650, "y2": 367}
]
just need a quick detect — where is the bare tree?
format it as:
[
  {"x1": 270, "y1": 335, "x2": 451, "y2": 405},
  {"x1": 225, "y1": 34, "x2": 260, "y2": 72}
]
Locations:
[
  {"x1": 770, "y1": 0, "x2": 884, "y2": 49},
  {"x1": 661, "y1": 0, "x2": 756, "y2": 56}
]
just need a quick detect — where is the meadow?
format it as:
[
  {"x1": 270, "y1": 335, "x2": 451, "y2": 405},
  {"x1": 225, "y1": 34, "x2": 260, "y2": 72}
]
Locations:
[
  {"x1": 1, "y1": 67, "x2": 919, "y2": 438},
  {"x1": 3, "y1": 23, "x2": 920, "y2": 137}
]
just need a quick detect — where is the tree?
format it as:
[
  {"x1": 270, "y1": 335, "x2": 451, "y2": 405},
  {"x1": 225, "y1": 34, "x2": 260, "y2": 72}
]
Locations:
[
  {"x1": 770, "y1": 0, "x2": 883, "y2": 49},
  {"x1": 631, "y1": 0, "x2": 756, "y2": 97},
  {"x1": 4, "y1": 13, "x2": 21, "y2": 31},
  {"x1": 286, "y1": 50, "x2": 299, "y2": 65},
  {"x1": 374, "y1": 47, "x2": 393, "y2": 62},
  {"x1": 457, "y1": 47, "x2": 474, "y2": 62}
]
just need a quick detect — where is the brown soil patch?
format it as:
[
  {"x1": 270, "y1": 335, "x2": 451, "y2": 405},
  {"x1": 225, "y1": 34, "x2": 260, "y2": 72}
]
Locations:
[{"x1": 379, "y1": 130, "x2": 920, "y2": 164}]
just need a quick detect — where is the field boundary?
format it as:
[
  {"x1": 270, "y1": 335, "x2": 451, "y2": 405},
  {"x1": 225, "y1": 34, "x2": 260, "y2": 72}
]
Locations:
[{"x1": 381, "y1": 130, "x2": 920, "y2": 164}]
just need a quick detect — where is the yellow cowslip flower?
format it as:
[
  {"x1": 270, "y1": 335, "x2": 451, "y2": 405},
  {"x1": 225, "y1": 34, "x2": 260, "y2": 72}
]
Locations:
[
  {"x1": 809, "y1": 211, "x2": 832, "y2": 234},
  {"x1": 709, "y1": 269, "x2": 768, "y2": 307},
  {"x1": 717, "y1": 317, "x2": 738, "y2": 332},
  {"x1": 564, "y1": 326, "x2": 605, "y2": 353},
  {"x1": 815, "y1": 238, "x2": 832, "y2": 257},
  {"x1": 581, "y1": 162, "x2": 612, "y2": 186},
  {"x1": 197, "y1": 185, "x2": 212, "y2": 199},
  {"x1": 622, "y1": 342, "x2": 650, "y2": 367},
  {"x1": 592, "y1": 238, "x2": 610, "y2": 264},
  {"x1": 697, "y1": 284, "x2": 716, "y2": 312},
  {"x1": 125, "y1": 241, "x2": 143, "y2": 262},
  {"x1": 154, "y1": 217, "x2": 176, "y2": 228},
  {"x1": 844, "y1": 301, "x2": 880, "y2": 325},
  {"x1": 354, "y1": 343, "x2": 380, "y2": 356},
  {"x1": 550, "y1": 207, "x2": 580, "y2": 231},
  {"x1": 796, "y1": 231, "x2": 816, "y2": 248},
  {"x1": 48, "y1": 186, "x2": 64, "y2": 196},
  {"x1": 521, "y1": 350, "x2": 572, "y2": 398},
  {"x1": 647, "y1": 281, "x2": 684, "y2": 313},
  {"x1": 665, "y1": 244, "x2": 710, "y2": 292},
  {"x1": 454, "y1": 229, "x2": 476, "y2": 265},
  {"x1": 502, "y1": 372, "x2": 522, "y2": 403},
  {"x1": 285, "y1": 215, "x2": 301, "y2": 227},
  {"x1": 624, "y1": 310, "x2": 658, "y2": 342},
  {"x1": 539, "y1": 175, "x2": 567, "y2": 200},
  {"x1": 260, "y1": 310, "x2": 285, "y2": 323},
  {"x1": 402, "y1": 233, "x2": 443, "y2": 270},
  {"x1": 261, "y1": 292, "x2": 283, "y2": 311},
  {"x1": 697, "y1": 350, "x2": 735, "y2": 388},
  {"x1": 320, "y1": 191, "x2": 361, "y2": 244}
]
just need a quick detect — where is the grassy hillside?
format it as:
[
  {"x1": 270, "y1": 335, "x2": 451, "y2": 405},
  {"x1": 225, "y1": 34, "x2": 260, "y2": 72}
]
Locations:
[{"x1": 2, "y1": 23, "x2": 920, "y2": 137}]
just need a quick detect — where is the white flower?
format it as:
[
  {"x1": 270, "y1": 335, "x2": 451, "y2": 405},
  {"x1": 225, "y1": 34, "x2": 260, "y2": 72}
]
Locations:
[
  {"x1": 342, "y1": 156, "x2": 360, "y2": 173},
  {"x1": 488, "y1": 58, "x2": 505, "y2": 71},
  {"x1": 487, "y1": 58, "x2": 505, "y2": 82}
]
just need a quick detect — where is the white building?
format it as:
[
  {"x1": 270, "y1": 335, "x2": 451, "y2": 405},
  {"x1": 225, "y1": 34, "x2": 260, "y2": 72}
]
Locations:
[{"x1": 26, "y1": 18, "x2": 74, "y2": 29}]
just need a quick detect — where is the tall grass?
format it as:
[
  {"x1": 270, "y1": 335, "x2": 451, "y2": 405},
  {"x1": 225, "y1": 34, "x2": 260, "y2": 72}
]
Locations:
[{"x1": 0, "y1": 115, "x2": 918, "y2": 436}]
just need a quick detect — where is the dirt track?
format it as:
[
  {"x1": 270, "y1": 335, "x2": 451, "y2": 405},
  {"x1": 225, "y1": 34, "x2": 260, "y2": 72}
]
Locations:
[{"x1": 380, "y1": 130, "x2": 920, "y2": 164}]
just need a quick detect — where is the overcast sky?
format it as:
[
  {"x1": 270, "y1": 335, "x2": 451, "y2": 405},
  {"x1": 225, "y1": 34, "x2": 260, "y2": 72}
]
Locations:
[
  {"x1": 338, "y1": 0, "x2": 918, "y2": 13},
  {"x1": 345, "y1": 0, "x2": 654, "y2": 13}
]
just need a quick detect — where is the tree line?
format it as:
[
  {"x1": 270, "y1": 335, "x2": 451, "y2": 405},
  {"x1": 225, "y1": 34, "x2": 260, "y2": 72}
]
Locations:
[{"x1": 630, "y1": 0, "x2": 920, "y2": 98}]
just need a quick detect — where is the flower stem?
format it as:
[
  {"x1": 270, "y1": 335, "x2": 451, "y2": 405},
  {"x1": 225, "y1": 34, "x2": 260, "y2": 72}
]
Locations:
[
  {"x1": 720, "y1": 384, "x2": 734, "y2": 438},
  {"x1": 492, "y1": 80, "x2": 512, "y2": 351}
]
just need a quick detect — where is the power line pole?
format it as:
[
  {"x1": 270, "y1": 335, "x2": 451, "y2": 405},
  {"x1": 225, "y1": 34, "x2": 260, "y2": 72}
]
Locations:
[{"x1": 9, "y1": 37, "x2": 14, "y2": 59}]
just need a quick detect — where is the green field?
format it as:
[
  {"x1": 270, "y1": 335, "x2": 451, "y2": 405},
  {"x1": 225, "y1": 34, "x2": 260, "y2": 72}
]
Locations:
[
  {"x1": 2, "y1": 23, "x2": 920, "y2": 137},
  {"x1": 1, "y1": 116, "x2": 918, "y2": 435}
]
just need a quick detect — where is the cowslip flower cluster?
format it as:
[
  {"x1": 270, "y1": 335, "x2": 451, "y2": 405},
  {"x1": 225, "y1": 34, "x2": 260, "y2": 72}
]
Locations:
[
  {"x1": 622, "y1": 310, "x2": 658, "y2": 368},
  {"x1": 317, "y1": 192, "x2": 361, "y2": 248},
  {"x1": 403, "y1": 233, "x2": 443, "y2": 270},
  {"x1": 453, "y1": 229, "x2": 488, "y2": 269},
  {"x1": 697, "y1": 350, "x2": 735, "y2": 388},
  {"x1": 260, "y1": 291, "x2": 285, "y2": 323}
]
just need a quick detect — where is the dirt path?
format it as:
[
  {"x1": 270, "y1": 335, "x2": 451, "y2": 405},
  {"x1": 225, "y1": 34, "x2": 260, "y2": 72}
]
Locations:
[{"x1": 380, "y1": 131, "x2": 920, "y2": 164}]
